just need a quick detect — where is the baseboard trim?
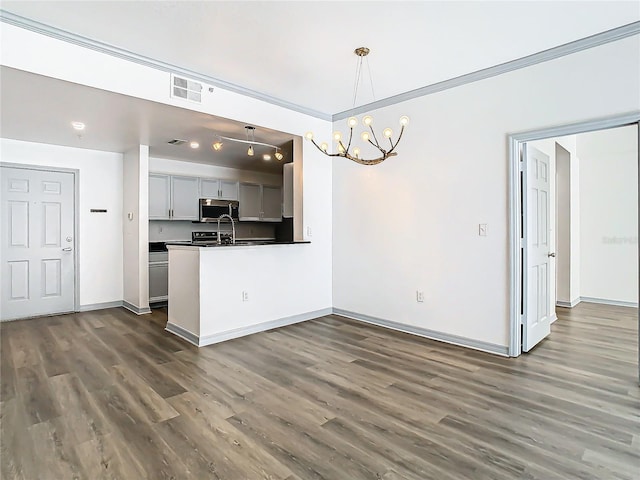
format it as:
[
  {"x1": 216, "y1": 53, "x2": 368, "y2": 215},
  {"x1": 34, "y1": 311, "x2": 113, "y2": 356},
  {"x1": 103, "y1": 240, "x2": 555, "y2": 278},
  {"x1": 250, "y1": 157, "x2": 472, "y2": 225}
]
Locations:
[
  {"x1": 550, "y1": 313, "x2": 558, "y2": 324},
  {"x1": 580, "y1": 296, "x2": 638, "y2": 308},
  {"x1": 122, "y1": 301, "x2": 152, "y2": 315},
  {"x1": 78, "y1": 300, "x2": 123, "y2": 312},
  {"x1": 556, "y1": 298, "x2": 581, "y2": 308},
  {"x1": 332, "y1": 308, "x2": 509, "y2": 357},
  {"x1": 197, "y1": 308, "x2": 333, "y2": 347},
  {"x1": 165, "y1": 322, "x2": 200, "y2": 346}
]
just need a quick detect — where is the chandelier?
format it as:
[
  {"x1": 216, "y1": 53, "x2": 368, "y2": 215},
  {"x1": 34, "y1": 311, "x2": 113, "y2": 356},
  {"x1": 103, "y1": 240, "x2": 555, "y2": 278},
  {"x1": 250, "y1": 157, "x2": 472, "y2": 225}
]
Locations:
[
  {"x1": 305, "y1": 47, "x2": 409, "y2": 166},
  {"x1": 212, "y1": 126, "x2": 284, "y2": 161}
]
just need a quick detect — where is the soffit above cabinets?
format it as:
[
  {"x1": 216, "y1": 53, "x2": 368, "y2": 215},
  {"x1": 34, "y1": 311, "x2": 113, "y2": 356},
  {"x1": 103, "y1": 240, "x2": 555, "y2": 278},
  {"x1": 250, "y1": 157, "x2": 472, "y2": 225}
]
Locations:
[{"x1": 0, "y1": 67, "x2": 294, "y2": 173}]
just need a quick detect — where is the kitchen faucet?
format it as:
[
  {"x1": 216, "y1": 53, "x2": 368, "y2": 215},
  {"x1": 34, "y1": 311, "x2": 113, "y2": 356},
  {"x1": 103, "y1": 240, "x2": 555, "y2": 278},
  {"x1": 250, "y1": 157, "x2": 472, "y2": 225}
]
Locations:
[{"x1": 217, "y1": 214, "x2": 236, "y2": 245}]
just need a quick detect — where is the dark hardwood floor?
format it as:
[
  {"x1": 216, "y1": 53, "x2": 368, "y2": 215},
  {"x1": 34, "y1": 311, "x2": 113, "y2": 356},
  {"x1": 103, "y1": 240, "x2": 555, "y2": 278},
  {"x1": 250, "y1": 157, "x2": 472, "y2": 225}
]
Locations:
[{"x1": 1, "y1": 302, "x2": 638, "y2": 479}]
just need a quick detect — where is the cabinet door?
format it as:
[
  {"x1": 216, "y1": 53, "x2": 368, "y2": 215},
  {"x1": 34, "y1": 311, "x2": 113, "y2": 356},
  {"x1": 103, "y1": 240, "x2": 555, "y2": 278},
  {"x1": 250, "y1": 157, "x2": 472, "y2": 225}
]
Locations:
[
  {"x1": 239, "y1": 183, "x2": 261, "y2": 221},
  {"x1": 262, "y1": 185, "x2": 282, "y2": 222},
  {"x1": 149, "y1": 174, "x2": 171, "y2": 220},
  {"x1": 171, "y1": 176, "x2": 200, "y2": 220},
  {"x1": 200, "y1": 178, "x2": 220, "y2": 198},
  {"x1": 220, "y1": 180, "x2": 239, "y2": 201},
  {"x1": 149, "y1": 263, "x2": 168, "y2": 302}
]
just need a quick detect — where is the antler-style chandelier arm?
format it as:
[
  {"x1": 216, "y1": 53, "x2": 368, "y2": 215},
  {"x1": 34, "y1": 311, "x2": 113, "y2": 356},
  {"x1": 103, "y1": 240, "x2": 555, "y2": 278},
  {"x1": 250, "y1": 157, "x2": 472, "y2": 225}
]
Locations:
[
  {"x1": 368, "y1": 125, "x2": 382, "y2": 149},
  {"x1": 386, "y1": 125, "x2": 406, "y2": 156}
]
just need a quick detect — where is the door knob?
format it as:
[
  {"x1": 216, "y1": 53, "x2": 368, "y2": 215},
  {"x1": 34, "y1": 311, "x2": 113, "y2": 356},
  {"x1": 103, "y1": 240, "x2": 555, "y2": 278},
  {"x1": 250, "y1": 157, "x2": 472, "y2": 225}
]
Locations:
[
  {"x1": 548, "y1": 252, "x2": 556, "y2": 257},
  {"x1": 62, "y1": 247, "x2": 72, "y2": 252}
]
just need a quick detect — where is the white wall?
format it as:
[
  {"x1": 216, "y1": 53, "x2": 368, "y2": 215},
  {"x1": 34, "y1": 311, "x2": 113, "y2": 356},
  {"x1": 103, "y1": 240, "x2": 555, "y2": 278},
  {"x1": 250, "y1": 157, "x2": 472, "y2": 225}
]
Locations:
[
  {"x1": 1, "y1": 23, "x2": 333, "y2": 314},
  {"x1": 578, "y1": 125, "x2": 638, "y2": 304},
  {"x1": 333, "y1": 35, "x2": 640, "y2": 349},
  {"x1": 0, "y1": 138, "x2": 124, "y2": 307}
]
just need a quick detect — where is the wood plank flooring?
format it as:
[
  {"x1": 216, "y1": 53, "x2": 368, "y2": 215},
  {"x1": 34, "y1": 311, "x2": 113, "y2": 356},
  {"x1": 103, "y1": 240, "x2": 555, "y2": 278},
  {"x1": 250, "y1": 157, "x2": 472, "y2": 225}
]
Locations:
[{"x1": 1, "y1": 302, "x2": 638, "y2": 479}]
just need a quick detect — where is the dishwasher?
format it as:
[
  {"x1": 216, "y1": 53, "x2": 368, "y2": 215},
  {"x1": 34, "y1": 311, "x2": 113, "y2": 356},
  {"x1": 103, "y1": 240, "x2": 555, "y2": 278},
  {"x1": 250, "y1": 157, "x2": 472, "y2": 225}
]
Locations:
[{"x1": 149, "y1": 242, "x2": 168, "y2": 304}]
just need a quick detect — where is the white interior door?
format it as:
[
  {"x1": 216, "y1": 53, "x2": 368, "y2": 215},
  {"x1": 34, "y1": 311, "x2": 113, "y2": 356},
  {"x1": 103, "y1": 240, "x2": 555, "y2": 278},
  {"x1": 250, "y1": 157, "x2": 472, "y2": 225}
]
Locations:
[
  {"x1": 1, "y1": 167, "x2": 75, "y2": 321},
  {"x1": 523, "y1": 145, "x2": 553, "y2": 351}
]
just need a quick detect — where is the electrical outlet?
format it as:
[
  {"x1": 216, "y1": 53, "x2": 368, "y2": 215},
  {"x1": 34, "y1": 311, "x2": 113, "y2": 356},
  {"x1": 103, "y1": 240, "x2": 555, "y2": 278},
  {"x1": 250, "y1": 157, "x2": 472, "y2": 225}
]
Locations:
[
  {"x1": 242, "y1": 291, "x2": 249, "y2": 302},
  {"x1": 416, "y1": 291, "x2": 424, "y2": 303},
  {"x1": 479, "y1": 224, "x2": 488, "y2": 236}
]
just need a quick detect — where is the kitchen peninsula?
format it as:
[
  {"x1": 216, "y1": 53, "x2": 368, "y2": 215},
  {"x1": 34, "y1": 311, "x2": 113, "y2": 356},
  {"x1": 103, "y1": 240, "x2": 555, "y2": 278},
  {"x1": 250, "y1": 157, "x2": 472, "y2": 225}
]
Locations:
[{"x1": 165, "y1": 241, "x2": 314, "y2": 347}]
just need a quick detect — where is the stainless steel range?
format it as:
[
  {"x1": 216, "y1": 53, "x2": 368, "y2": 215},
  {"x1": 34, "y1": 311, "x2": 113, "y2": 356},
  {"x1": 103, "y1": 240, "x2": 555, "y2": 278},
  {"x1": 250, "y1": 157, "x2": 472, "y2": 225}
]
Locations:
[{"x1": 191, "y1": 231, "x2": 232, "y2": 244}]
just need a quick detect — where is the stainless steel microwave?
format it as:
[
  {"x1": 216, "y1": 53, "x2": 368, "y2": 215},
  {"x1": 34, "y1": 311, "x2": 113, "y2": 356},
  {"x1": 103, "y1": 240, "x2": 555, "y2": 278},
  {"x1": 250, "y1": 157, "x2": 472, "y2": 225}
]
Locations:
[{"x1": 199, "y1": 199, "x2": 239, "y2": 222}]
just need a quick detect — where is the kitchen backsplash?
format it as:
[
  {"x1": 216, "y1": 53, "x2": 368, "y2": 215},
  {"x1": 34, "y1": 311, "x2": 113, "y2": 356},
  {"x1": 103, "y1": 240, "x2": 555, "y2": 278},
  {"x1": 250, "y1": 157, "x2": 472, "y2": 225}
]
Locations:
[{"x1": 148, "y1": 220, "x2": 276, "y2": 242}]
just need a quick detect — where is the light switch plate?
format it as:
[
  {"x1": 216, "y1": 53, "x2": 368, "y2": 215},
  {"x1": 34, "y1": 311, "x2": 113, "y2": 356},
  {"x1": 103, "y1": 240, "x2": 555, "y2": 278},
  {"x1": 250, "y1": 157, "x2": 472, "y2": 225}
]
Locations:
[{"x1": 479, "y1": 224, "x2": 488, "y2": 236}]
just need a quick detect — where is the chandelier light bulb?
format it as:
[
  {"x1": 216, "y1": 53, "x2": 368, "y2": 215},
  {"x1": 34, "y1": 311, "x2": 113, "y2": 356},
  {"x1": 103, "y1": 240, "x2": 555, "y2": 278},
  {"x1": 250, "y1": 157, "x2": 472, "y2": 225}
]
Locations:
[
  {"x1": 399, "y1": 115, "x2": 410, "y2": 127},
  {"x1": 353, "y1": 147, "x2": 360, "y2": 158},
  {"x1": 212, "y1": 141, "x2": 223, "y2": 151},
  {"x1": 320, "y1": 142, "x2": 328, "y2": 152},
  {"x1": 247, "y1": 145, "x2": 254, "y2": 156},
  {"x1": 362, "y1": 115, "x2": 373, "y2": 126},
  {"x1": 383, "y1": 128, "x2": 393, "y2": 138},
  {"x1": 361, "y1": 131, "x2": 370, "y2": 142},
  {"x1": 305, "y1": 131, "x2": 314, "y2": 140},
  {"x1": 337, "y1": 143, "x2": 345, "y2": 153},
  {"x1": 347, "y1": 117, "x2": 358, "y2": 128},
  {"x1": 333, "y1": 131, "x2": 342, "y2": 141}
]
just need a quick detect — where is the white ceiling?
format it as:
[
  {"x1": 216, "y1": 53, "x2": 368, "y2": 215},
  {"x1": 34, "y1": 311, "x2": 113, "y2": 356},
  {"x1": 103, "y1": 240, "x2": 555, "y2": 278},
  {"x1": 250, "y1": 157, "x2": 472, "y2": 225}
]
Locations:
[
  {"x1": 1, "y1": 1, "x2": 638, "y2": 167},
  {"x1": 2, "y1": 1, "x2": 639, "y2": 116}
]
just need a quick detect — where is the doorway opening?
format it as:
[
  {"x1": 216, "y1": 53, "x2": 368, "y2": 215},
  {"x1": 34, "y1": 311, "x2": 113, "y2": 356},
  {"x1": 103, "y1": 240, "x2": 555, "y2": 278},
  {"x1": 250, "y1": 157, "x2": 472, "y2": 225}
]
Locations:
[{"x1": 508, "y1": 113, "x2": 640, "y2": 382}]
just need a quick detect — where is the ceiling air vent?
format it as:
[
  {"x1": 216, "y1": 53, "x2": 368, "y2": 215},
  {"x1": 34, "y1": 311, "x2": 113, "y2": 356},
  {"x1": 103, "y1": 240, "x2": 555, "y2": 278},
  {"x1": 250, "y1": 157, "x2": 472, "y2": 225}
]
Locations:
[
  {"x1": 167, "y1": 139, "x2": 187, "y2": 146},
  {"x1": 171, "y1": 74, "x2": 203, "y2": 103}
]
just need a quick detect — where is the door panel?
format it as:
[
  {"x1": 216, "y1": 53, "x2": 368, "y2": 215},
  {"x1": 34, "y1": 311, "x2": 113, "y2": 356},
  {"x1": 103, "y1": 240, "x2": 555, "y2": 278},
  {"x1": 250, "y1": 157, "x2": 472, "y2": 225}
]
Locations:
[
  {"x1": 1, "y1": 167, "x2": 75, "y2": 320},
  {"x1": 9, "y1": 201, "x2": 29, "y2": 246},
  {"x1": 523, "y1": 146, "x2": 552, "y2": 351},
  {"x1": 9, "y1": 261, "x2": 29, "y2": 300}
]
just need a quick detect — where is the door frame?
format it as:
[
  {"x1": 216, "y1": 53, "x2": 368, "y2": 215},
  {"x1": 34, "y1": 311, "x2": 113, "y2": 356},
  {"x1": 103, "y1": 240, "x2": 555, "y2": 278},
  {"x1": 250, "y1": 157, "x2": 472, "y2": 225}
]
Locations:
[
  {"x1": 508, "y1": 111, "x2": 640, "y2": 362},
  {"x1": 1, "y1": 162, "x2": 80, "y2": 315}
]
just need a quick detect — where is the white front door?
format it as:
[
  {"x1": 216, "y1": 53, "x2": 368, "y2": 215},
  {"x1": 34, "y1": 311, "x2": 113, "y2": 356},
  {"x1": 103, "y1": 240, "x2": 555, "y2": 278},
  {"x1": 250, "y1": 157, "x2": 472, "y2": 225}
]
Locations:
[
  {"x1": 523, "y1": 146, "x2": 552, "y2": 351},
  {"x1": 1, "y1": 167, "x2": 75, "y2": 321}
]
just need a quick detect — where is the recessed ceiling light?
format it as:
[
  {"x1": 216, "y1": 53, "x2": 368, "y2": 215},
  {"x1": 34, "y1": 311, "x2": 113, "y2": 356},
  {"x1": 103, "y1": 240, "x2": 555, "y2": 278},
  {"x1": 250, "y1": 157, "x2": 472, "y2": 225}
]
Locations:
[
  {"x1": 71, "y1": 121, "x2": 85, "y2": 131},
  {"x1": 190, "y1": 141, "x2": 199, "y2": 149},
  {"x1": 263, "y1": 154, "x2": 272, "y2": 161}
]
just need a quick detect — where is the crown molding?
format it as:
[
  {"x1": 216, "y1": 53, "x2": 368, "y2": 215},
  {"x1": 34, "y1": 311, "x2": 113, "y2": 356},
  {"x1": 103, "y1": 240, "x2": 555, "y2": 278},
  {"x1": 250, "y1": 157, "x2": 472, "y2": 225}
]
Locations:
[
  {"x1": 333, "y1": 21, "x2": 640, "y2": 121},
  {"x1": 2, "y1": 10, "x2": 638, "y2": 123},
  {"x1": 0, "y1": 10, "x2": 333, "y2": 122}
]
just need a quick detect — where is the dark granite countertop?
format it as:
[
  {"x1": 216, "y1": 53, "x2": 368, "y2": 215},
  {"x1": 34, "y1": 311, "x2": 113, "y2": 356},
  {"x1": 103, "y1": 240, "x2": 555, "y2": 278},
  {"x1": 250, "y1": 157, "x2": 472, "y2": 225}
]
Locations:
[{"x1": 165, "y1": 240, "x2": 310, "y2": 248}]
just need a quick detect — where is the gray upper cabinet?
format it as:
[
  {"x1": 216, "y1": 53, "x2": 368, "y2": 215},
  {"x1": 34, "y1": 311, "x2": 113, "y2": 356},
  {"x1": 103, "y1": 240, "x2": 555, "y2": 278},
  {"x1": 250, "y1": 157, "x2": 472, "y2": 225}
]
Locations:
[
  {"x1": 200, "y1": 178, "x2": 238, "y2": 200},
  {"x1": 239, "y1": 183, "x2": 261, "y2": 221},
  {"x1": 200, "y1": 178, "x2": 220, "y2": 198},
  {"x1": 220, "y1": 180, "x2": 239, "y2": 200},
  {"x1": 262, "y1": 185, "x2": 282, "y2": 222},
  {"x1": 149, "y1": 173, "x2": 199, "y2": 220},
  {"x1": 239, "y1": 183, "x2": 282, "y2": 222},
  {"x1": 170, "y1": 176, "x2": 200, "y2": 220},
  {"x1": 149, "y1": 174, "x2": 171, "y2": 220}
]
